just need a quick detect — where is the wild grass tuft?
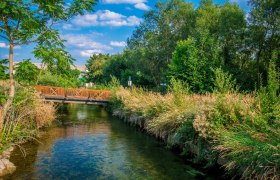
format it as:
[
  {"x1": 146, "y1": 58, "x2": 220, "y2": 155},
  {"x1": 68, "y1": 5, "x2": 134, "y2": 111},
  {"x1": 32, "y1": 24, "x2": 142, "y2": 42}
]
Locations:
[
  {"x1": 0, "y1": 83, "x2": 56, "y2": 153},
  {"x1": 112, "y1": 84, "x2": 279, "y2": 179}
]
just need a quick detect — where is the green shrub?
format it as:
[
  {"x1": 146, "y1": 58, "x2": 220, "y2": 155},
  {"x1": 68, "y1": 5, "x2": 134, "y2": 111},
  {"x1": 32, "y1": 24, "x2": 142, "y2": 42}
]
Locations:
[
  {"x1": 37, "y1": 71, "x2": 80, "y2": 87},
  {"x1": 212, "y1": 67, "x2": 238, "y2": 93}
]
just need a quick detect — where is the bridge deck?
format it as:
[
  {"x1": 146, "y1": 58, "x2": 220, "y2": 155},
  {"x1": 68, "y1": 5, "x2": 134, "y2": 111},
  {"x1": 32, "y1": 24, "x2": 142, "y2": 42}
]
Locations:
[{"x1": 34, "y1": 86, "x2": 111, "y2": 105}]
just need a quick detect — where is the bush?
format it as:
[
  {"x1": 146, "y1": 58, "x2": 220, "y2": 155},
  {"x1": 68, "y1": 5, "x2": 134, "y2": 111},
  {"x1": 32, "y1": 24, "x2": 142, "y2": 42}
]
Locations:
[
  {"x1": 212, "y1": 67, "x2": 238, "y2": 93},
  {"x1": 37, "y1": 71, "x2": 80, "y2": 87}
]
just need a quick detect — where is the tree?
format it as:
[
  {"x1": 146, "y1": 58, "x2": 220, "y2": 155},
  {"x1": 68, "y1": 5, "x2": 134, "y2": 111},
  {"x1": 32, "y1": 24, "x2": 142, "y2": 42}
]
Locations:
[
  {"x1": 126, "y1": 0, "x2": 195, "y2": 87},
  {"x1": 86, "y1": 54, "x2": 109, "y2": 83},
  {"x1": 0, "y1": 0, "x2": 96, "y2": 130},
  {"x1": 102, "y1": 53, "x2": 128, "y2": 84},
  {"x1": 33, "y1": 44, "x2": 76, "y2": 77},
  {"x1": 248, "y1": 0, "x2": 280, "y2": 87},
  {"x1": 14, "y1": 59, "x2": 39, "y2": 85},
  {"x1": 168, "y1": 38, "x2": 219, "y2": 93},
  {"x1": 218, "y1": 3, "x2": 246, "y2": 65}
]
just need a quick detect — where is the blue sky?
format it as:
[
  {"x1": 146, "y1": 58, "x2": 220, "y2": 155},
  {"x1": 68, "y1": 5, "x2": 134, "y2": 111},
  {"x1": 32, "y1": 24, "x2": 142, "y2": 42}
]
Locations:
[{"x1": 0, "y1": 0, "x2": 249, "y2": 65}]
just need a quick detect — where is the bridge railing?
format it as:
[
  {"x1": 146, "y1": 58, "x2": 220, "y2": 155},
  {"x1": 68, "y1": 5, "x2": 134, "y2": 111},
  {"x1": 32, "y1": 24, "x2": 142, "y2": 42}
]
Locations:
[{"x1": 33, "y1": 86, "x2": 111, "y2": 101}]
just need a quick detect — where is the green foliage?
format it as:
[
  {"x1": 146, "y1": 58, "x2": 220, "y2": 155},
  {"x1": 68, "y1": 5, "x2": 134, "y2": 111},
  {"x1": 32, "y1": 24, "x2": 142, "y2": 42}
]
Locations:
[
  {"x1": 212, "y1": 67, "x2": 238, "y2": 93},
  {"x1": 85, "y1": 54, "x2": 110, "y2": 83},
  {"x1": 14, "y1": 59, "x2": 39, "y2": 85},
  {"x1": 37, "y1": 71, "x2": 80, "y2": 88},
  {"x1": 168, "y1": 78, "x2": 190, "y2": 94},
  {"x1": 112, "y1": 86, "x2": 280, "y2": 179},
  {"x1": 168, "y1": 38, "x2": 218, "y2": 93},
  {"x1": 0, "y1": 85, "x2": 55, "y2": 153},
  {"x1": 0, "y1": 82, "x2": 8, "y2": 105},
  {"x1": 257, "y1": 57, "x2": 280, "y2": 126},
  {"x1": 107, "y1": 76, "x2": 121, "y2": 91},
  {"x1": 0, "y1": 0, "x2": 96, "y2": 45},
  {"x1": 248, "y1": 0, "x2": 280, "y2": 87},
  {"x1": 0, "y1": 59, "x2": 8, "y2": 80},
  {"x1": 0, "y1": 0, "x2": 97, "y2": 88},
  {"x1": 33, "y1": 44, "x2": 76, "y2": 77}
]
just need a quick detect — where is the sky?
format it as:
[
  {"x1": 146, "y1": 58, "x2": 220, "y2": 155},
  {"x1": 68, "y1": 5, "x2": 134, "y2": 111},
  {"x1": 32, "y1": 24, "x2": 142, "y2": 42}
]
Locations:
[{"x1": 0, "y1": 0, "x2": 249, "y2": 65}]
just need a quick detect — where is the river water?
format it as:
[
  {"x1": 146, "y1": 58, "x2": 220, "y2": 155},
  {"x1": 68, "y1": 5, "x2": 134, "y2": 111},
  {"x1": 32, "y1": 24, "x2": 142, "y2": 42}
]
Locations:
[{"x1": 4, "y1": 105, "x2": 223, "y2": 180}]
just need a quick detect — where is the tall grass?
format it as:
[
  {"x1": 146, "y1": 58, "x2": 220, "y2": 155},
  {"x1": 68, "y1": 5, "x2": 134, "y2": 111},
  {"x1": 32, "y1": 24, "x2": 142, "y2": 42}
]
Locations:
[
  {"x1": 0, "y1": 81, "x2": 56, "y2": 153},
  {"x1": 111, "y1": 77, "x2": 279, "y2": 179}
]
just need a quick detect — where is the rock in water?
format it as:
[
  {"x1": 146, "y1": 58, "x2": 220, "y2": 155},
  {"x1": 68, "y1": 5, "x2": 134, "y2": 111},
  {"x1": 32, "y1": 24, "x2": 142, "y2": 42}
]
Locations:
[
  {"x1": 0, "y1": 147, "x2": 16, "y2": 177},
  {"x1": 0, "y1": 159, "x2": 16, "y2": 176}
]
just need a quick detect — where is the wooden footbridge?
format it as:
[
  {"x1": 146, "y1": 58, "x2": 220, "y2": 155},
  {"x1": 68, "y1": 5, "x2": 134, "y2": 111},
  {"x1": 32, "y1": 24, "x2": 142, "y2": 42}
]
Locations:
[{"x1": 34, "y1": 86, "x2": 111, "y2": 105}]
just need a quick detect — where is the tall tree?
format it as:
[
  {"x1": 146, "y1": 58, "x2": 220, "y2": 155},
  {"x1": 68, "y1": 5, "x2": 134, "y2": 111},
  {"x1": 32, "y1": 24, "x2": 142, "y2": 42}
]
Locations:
[
  {"x1": 127, "y1": 0, "x2": 195, "y2": 86},
  {"x1": 0, "y1": 0, "x2": 96, "y2": 130},
  {"x1": 248, "y1": 0, "x2": 280, "y2": 87},
  {"x1": 86, "y1": 54, "x2": 110, "y2": 83}
]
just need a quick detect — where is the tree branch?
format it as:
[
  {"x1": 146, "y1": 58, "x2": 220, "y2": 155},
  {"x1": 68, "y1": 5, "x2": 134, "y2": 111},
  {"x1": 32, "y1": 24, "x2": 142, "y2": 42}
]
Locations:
[
  {"x1": 15, "y1": 19, "x2": 21, "y2": 31},
  {"x1": 3, "y1": 17, "x2": 12, "y2": 42},
  {"x1": 14, "y1": 20, "x2": 54, "y2": 45}
]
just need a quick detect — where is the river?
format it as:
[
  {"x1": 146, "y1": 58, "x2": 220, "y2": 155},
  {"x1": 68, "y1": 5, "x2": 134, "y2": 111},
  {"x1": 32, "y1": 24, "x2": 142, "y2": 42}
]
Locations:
[{"x1": 4, "y1": 104, "x2": 223, "y2": 180}]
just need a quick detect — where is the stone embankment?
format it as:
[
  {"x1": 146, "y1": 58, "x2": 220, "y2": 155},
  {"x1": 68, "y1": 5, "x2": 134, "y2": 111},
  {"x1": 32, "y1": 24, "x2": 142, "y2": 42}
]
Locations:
[{"x1": 0, "y1": 147, "x2": 16, "y2": 177}]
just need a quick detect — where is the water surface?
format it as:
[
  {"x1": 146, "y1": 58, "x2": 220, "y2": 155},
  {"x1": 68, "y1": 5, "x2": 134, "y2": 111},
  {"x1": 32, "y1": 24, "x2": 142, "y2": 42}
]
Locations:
[{"x1": 5, "y1": 105, "x2": 222, "y2": 180}]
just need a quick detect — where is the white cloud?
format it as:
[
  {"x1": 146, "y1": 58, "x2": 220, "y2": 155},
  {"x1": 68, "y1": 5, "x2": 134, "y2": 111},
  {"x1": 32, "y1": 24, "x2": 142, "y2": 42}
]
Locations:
[
  {"x1": 102, "y1": 0, "x2": 150, "y2": 11},
  {"x1": 62, "y1": 34, "x2": 112, "y2": 58},
  {"x1": 80, "y1": 49, "x2": 103, "y2": 57},
  {"x1": 110, "y1": 41, "x2": 127, "y2": 47},
  {"x1": 72, "y1": 10, "x2": 142, "y2": 27},
  {"x1": 62, "y1": 34, "x2": 112, "y2": 51},
  {"x1": 0, "y1": 42, "x2": 8, "y2": 48},
  {"x1": 62, "y1": 24, "x2": 78, "y2": 30},
  {"x1": 134, "y1": 3, "x2": 150, "y2": 11},
  {"x1": 0, "y1": 42, "x2": 21, "y2": 49}
]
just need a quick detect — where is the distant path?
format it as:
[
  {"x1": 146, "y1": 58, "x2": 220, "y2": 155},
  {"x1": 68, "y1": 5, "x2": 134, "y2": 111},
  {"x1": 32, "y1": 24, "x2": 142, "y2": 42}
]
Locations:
[{"x1": 34, "y1": 86, "x2": 111, "y2": 105}]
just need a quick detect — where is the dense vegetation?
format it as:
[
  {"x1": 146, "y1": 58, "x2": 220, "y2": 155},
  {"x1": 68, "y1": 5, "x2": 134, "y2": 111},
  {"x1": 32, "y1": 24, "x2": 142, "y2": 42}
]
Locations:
[
  {"x1": 86, "y1": 0, "x2": 279, "y2": 93},
  {"x1": 110, "y1": 64, "x2": 279, "y2": 179},
  {"x1": 0, "y1": 0, "x2": 97, "y2": 160},
  {"x1": 83, "y1": 0, "x2": 279, "y2": 179},
  {"x1": 0, "y1": 0, "x2": 278, "y2": 178},
  {"x1": 0, "y1": 81, "x2": 55, "y2": 153}
]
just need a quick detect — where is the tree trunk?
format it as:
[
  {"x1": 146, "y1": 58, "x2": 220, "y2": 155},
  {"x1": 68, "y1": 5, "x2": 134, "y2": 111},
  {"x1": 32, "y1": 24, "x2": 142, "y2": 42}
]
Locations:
[
  {"x1": 256, "y1": 47, "x2": 262, "y2": 89},
  {"x1": 0, "y1": 44, "x2": 15, "y2": 131}
]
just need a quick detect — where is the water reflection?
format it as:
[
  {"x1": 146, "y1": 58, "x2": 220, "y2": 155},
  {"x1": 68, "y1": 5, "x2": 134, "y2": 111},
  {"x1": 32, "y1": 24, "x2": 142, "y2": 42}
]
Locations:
[{"x1": 5, "y1": 105, "x2": 221, "y2": 180}]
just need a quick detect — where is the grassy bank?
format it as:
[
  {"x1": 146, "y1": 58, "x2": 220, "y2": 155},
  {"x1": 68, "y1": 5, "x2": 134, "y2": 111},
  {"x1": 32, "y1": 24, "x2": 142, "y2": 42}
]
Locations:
[
  {"x1": 110, "y1": 87, "x2": 279, "y2": 179},
  {"x1": 0, "y1": 81, "x2": 56, "y2": 153}
]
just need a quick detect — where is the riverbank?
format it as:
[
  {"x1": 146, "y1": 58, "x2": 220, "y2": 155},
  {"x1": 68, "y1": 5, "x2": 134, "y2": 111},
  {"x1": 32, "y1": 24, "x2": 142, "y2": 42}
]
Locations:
[
  {"x1": 110, "y1": 87, "x2": 279, "y2": 179},
  {"x1": 0, "y1": 81, "x2": 56, "y2": 176},
  {"x1": 4, "y1": 104, "x2": 224, "y2": 179}
]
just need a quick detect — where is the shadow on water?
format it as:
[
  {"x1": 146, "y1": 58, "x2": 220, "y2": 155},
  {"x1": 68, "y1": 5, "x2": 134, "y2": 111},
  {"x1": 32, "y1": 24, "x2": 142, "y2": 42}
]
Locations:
[{"x1": 4, "y1": 104, "x2": 224, "y2": 180}]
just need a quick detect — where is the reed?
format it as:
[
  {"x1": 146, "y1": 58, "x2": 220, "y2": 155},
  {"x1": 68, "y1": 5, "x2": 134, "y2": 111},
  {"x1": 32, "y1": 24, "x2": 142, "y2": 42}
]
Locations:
[
  {"x1": 112, "y1": 87, "x2": 279, "y2": 179},
  {"x1": 0, "y1": 83, "x2": 56, "y2": 153}
]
